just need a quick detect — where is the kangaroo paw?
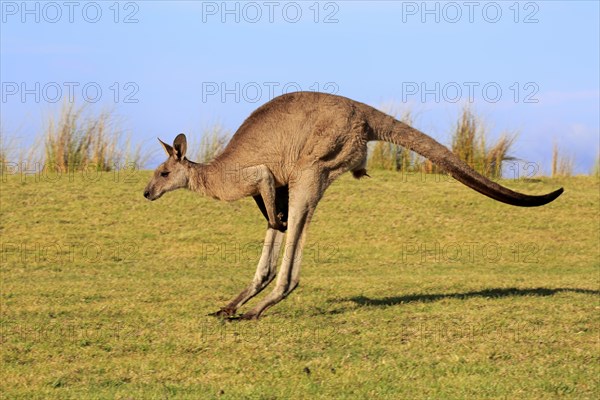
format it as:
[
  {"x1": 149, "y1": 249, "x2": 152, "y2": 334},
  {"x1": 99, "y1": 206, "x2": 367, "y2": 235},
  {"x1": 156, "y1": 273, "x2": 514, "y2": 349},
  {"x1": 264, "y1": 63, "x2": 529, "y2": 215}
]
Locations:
[
  {"x1": 277, "y1": 213, "x2": 287, "y2": 227},
  {"x1": 268, "y1": 220, "x2": 287, "y2": 232},
  {"x1": 267, "y1": 212, "x2": 287, "y2": 232}
]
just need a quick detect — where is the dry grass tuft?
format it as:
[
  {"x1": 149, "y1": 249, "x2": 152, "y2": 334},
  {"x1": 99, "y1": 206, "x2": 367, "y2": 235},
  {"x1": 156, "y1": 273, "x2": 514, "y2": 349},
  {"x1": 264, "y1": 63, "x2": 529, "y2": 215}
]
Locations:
[
  {"x1": 193, "y1": 124, "x2": 231, "y2": 162},
  {"x1": 551, "y1": 142, "x2": 575, "y2": 177},
  {"x1": 43, "y1": 103, "x2": 148, "y2": 171},
  {"x1": 450, "y1": 107, "x2": 516, "y2": 179}
]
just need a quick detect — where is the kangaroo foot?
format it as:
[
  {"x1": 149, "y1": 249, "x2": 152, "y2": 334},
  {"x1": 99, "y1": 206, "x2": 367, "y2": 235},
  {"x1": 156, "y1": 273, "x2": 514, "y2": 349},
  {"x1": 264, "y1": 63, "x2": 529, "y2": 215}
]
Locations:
[
  {"x1": 227, "y1": 312, "x2": 260, "y2": 321},
  {"x1": 208, "y1": 307, "x2": 236, "y2": 317}
]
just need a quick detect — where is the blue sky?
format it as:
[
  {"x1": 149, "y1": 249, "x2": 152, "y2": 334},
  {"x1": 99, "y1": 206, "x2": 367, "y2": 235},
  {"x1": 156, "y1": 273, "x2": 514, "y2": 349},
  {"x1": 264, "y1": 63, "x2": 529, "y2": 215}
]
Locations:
[{"x1": 2, "y1": 1, "x2": 599, "y2": 174}]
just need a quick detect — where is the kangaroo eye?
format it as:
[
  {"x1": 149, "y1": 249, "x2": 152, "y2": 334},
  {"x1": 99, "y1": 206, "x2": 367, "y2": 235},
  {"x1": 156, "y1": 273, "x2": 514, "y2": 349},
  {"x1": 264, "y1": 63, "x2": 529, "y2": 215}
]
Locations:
[{"x1": 160, "y1": 171, "x2": 170, "y2": 177}]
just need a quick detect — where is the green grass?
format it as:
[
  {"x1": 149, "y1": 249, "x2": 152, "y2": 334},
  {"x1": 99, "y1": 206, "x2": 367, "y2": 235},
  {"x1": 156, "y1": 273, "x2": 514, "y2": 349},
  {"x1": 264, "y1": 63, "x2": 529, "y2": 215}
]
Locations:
[{"x1": 1, "y1": 170, "x2": 598, "y2": 399}]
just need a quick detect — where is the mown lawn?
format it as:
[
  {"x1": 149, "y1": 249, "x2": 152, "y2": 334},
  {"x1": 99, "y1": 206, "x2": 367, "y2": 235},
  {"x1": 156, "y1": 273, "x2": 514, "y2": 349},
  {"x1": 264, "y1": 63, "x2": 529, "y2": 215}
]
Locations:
[{"x1": 1, "y1": 169, "x2": 598, "y2": 399}]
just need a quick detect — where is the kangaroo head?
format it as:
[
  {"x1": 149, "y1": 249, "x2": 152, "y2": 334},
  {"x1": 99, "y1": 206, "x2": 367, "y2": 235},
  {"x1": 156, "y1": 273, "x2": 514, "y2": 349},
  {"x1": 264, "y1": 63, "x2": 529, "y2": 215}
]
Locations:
[{"x1": 144, "y1": 133, "x2": 190, "y2": 201}]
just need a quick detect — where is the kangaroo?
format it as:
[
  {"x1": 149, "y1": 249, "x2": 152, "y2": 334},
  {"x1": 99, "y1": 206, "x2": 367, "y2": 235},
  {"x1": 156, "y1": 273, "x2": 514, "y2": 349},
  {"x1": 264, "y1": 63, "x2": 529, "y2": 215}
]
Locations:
[{"x1": 143, "y1": 91, "x2": 563, "y2": 320}]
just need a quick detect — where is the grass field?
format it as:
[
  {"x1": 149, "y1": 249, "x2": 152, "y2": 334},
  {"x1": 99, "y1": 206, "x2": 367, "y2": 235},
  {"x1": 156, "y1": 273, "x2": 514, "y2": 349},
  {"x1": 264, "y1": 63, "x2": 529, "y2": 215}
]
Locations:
[{"x1": 1, "y1": 169, "x2": 598, "y2": 399}]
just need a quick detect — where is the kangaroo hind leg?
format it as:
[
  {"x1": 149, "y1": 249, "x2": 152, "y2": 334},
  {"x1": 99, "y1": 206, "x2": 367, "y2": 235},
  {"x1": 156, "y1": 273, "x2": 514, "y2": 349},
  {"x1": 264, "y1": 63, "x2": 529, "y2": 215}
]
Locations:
[
  {"x1": 208, "y1": 227, "x2": 284, "y2": 317},
  {"x1": 237, "y1": 173, "x2": 326, "y2": 320}
]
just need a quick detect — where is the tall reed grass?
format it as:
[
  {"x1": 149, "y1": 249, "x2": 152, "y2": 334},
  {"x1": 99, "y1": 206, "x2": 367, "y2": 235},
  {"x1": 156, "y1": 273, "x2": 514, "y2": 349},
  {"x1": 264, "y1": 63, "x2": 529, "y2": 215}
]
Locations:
[
  {"x1": 43, "y1": 103, "x2": 148, "y2": 171},
  {"x1": 1, "y1": 123, "x2": 44, "y2": 168},
  {"x1": 193, "y1": 124, "x2": 231, "y2": 162},
  {"x1": 0, "y1": 128, "x2": 12, "y2": 165},
  {"x1": 551, "y1": 142, "x2": 575, "y2": 177},
  {"x1": 451, "y1": 107, "x2": 516, "y2": 179}
]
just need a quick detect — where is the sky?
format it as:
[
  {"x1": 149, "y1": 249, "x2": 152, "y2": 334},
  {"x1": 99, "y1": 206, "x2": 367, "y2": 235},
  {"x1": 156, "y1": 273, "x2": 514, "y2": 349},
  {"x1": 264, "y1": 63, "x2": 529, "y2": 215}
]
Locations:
[{"x1": 1, "y1": 0, "x2": 599, "y2": 174}]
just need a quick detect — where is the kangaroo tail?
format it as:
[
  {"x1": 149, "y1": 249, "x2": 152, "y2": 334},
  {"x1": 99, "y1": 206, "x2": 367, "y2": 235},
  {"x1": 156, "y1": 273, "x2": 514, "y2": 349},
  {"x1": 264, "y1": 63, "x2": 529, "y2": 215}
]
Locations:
[{"x1": 364, "y1": 109, "x2": 563, "y2": 207}]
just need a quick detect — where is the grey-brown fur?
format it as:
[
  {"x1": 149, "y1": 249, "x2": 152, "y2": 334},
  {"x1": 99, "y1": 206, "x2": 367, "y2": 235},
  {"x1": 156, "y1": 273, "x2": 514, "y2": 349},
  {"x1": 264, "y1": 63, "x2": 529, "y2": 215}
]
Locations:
[{"x1": 144, "y1": 92, "x2": 563, "y2": 319}]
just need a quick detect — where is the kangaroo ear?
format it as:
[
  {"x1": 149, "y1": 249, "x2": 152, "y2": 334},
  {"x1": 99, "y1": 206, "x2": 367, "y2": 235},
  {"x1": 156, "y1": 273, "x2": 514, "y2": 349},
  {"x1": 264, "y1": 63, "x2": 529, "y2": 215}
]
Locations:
[
  {"x1": 158, "y1": 138, "x2": 174, "y2": 157},
  {"x1": 173, "y1": 133, "x2": 187, "y2": 160}
]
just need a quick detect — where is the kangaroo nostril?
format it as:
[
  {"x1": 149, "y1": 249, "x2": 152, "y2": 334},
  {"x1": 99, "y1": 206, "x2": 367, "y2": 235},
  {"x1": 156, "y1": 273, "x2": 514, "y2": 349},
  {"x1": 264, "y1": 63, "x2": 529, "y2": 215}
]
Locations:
[{"x1": 144, "y1": 191, "x2": 150, "y2": 199}]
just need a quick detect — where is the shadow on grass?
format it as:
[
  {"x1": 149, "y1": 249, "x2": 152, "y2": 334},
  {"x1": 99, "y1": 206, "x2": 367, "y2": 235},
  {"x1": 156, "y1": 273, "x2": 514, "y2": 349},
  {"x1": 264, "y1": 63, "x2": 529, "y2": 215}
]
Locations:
[{"x1": 347, "y1": 287, "x2": 600, "y2": 307}]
